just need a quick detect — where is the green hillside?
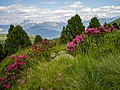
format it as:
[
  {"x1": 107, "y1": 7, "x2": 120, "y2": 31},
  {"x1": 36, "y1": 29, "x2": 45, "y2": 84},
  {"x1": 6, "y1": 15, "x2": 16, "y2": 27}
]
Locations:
[
  {"x1": 1, "y1": 29, "x2": 120, "y2": 89},
  {"x1": 0, "y1": 15, "x2": 120, "y2": 89},
  {"x1": 0, "y1": 34, "x2": 6, "y2": 42},
  {"x1": 110, "y1": 18, "x2": 120, "y2": 25}
]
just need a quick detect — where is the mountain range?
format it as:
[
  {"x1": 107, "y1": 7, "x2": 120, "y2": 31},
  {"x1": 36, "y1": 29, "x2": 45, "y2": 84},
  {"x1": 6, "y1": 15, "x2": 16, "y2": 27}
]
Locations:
[
  {"x1": 20, "y1": 20, "x2": 66, "y2": 39},
  {"x1": 0, "y1": 16, "x2": 119, "y2": 39}
]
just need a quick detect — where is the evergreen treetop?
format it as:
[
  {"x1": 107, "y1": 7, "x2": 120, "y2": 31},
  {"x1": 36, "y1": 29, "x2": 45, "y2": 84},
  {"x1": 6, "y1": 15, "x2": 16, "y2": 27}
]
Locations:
[
  {"x1": 4, "y1": 25, "x2": 31, "y2": 55},
  {"x1": 60, "y1": 14, "x2": 85, "y2": 43},
  {"x1": 34, "y1": 35, "x2": 42, "y2": 44},
  {"x1": 6, "y1": 24, "x2": 14, "y2": 37},
  {"x1": 88, "y1": 17, "x2": 101, "y2": 28}
]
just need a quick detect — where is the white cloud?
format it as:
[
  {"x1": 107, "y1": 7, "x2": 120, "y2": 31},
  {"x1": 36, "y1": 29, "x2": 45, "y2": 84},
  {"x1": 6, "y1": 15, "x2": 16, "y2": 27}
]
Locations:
[
  {"x1": 65, "y1": 1, "x2": 84, "y2": 9},
  {"x1": 41, "y1": 1, "x2": 58, "y2": 4},
  {"x1": 80, "y1": 5, "x2": 120, "y2": 19},
  {"x1": 64, "y1": 1, "x2": 70, "y2": 4},
  {"x1": 0, "y1": 2, "x2": 120, "y2": 25}
]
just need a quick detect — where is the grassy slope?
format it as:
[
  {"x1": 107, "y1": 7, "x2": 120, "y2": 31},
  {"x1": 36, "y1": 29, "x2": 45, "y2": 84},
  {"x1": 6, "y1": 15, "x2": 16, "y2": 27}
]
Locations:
[
  {"x1": 1, "y1": 31, "x2": 120, "y2": 90},
  {"x1": 110, "y1": 18, "x2": 120, "y2": 25},
  {"x1": 0, "y1": 34, "x2": 6, "y2": 42}
]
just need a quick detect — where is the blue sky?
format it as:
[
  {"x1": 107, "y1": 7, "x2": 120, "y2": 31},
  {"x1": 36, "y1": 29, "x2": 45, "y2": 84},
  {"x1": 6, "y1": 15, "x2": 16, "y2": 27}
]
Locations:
[
  {"x1": 0, "y1": 0, "x2": 120, "y2": 8},
  {"x1": 0, "y1": 0, "x2": 120, "y2": 24}
]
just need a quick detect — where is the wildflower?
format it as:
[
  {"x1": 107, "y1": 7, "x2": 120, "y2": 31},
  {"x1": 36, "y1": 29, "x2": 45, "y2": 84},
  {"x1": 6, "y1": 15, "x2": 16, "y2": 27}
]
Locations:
[
  {"x1": 4, "y1": 83, "x2": 10, "y2": 89},
  {"x1": 74, "y1": 35, "x2": 81, "y2": 43},
  {"x1": 84, "y1": 30, "x2": 88, "y2": 34},
  {"x1": 44, "y1": 39, "x2": 49, "y2": 43},
  {"x1": 22, "y1": 54, "x2": 27, "y2": 58},
  {"x1": 19, "y1": 62, "x2": 24, "y2": 65},
  {"x1": 93, "y1": 29, "x2": 100, "y2": 34},
  {"x1": 66, "y1": 42, "x2": 76, "y2": 51},
  {"x1": 0, "y1": 77, "x2": 6, "y2": 83},
  {"x1": 8, "y1": 64, "x2": 14, "y2": 71},
  {"x1": 11, "y1": 76, "x2": 15, "y2": 79},
  {"x1": 11, "y1": 55, "x2": 17, "y2": 60},
  {"x1": 18, "y1": 56, "x2": 23, "y2": 60},
  {"x1": 107, "y1": 30, "x2": 111, "y2": 32}
]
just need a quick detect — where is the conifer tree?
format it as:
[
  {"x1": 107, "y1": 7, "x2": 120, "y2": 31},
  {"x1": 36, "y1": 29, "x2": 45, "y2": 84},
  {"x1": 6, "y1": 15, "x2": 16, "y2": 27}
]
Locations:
[
  {"x1": 34, "y1": 35, "x2": 42, "y2": 44},
  {"x1": 103, "y1": 22, "x2": 108, "y2": 27},
  {"x1": 4, "y1": 25, "x2": 32, "y2": 55},
  {"x1": 6, "y1": 24, "x2": 14, "y2": 37},
  {"x1": 60, "y1": 14, "x2": 85, "y2": 43},
  {"x1": 0, "y1": 43, "x2": 3, "y2": 61},
  {"x1": 88, "y1": 17, "x2": 101, "y2": 28}
]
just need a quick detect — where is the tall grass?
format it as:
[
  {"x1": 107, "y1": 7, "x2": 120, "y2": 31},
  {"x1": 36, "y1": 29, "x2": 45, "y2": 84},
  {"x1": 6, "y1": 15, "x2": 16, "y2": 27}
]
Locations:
[{"x1": 1, "y1": 30, "x2": 120, "y2": 90}]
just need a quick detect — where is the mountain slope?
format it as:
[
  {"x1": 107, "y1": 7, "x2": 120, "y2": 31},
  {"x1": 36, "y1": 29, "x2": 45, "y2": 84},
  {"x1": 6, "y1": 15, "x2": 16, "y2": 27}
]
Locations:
[
  {"x1": 0, "y1": 20, "x2": 65, "y2": 39},
  {"x1": 26, "y1": 25, "x2": 61, "y2": 39},
  {"x1": 0, "y1": 17, "x2": 119, "y2": 39},
  {"x1": 83, "y1": 16, "x2": 120, "y2": 27},
  {"x1": 110, "y1": 18, "x2": 120, "y2": 25}
]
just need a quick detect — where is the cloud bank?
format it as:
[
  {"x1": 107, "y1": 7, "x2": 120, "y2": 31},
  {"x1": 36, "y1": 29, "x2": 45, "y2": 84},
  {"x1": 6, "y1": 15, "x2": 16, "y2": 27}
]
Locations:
[{"x1": 0, "y1": 1, "x2": 120, "y2": 24}]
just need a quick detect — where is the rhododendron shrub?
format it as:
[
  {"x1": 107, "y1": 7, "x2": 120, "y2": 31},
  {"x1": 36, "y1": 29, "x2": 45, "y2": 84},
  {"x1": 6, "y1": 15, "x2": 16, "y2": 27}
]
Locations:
[
  {"x1": 66, "y1": 26, "x2": 118, "y2": 52},
  {"x1": 32, "y1": 39, "x2": 53, "y2": 56},
  {"x1": 66, "y1": 34, "x2": 85, "y2": 51},
  {"x1": 0, "y1": 54, "x2": 28, "y2": 89},
  {"x1": 32, "y1": 39, "x2": 54, "y2": 61},
  {"x1": 99, "y1": 26, "x2": 117, "y2": 33}
]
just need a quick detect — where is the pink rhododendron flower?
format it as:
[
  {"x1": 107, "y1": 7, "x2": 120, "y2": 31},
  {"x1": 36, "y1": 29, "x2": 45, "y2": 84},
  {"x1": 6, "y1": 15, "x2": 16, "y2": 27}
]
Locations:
[
  {"x1": 4, "y1": 84, "x2": 10, "y2": 89},
  {"x1": 18, "y1": 56, "x2": 23, "y2": 60},
  {"x1": 8, "y1": 61, "x2": 25, "y2": 71},
  {"x1": 22, "y1": 54, "x2": 27, "y2": 58},
  {"x1": 11, "y1": 55, "x2": 16, "y2": 60},
  {"x1": 11, "y1": 76, "x2": 15, "y2": 79},
  {"x1": 44, "y1": 39, "x2": 49, "y2": 43},
  {"x1": 99, "y1": 26, "x2": 104, "y2": 29},
  {"x1": 66, "y1": 25, "x2": 118, "y2": 52},
  {"x1": 107, "y1": 30, "x2": 111, "y2": 32},
  {"x1": 19, "y1": 62, "x2": 24, "y2": 65},
  {"x1": 66, "y1": 42, "x2": 76, "y2": 51},
  {"x1": 8, "y1": 64, "x2": 14, "y2": 71},
  {"x1": 11, "y1": 55, "x2": 18, "y2": 61},
  {"x1": 0, "y1": 77, "x2": 6, "y2": 83}
]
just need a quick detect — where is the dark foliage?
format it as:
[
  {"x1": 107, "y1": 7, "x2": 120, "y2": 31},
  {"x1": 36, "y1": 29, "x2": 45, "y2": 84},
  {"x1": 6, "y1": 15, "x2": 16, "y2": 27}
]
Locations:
[
  {"x1": 112, "y1": 22, "x2": 119, "y2": 29},
  {"x1": 60, "y1": 14, "x2": 85, "y2": 43},
  {"x1": 88, "y1": 17, "x2": 101, "y2": 28},
  {"x1": 0, "y1": 43, "x2": 3, "y2": 61},
  {"x1": 34, "y1": 35, "x2": 42, "y2": 44},
  {"x1": 6, "y1": 24, "x2": 14, "y2": 37},
  {"x1": 4, "y1": 25, "x2": 32, "y2": 55}
]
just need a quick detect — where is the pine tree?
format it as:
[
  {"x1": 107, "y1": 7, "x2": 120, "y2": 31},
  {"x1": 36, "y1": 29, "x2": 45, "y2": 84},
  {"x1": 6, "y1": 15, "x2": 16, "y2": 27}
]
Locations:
[
  {"x1": 6, "y1": 24, "x2": 14, "y2": 37},
  {"x1": 103, "y1": 22, "x2": 108, "y2": 27},
  {"x1": 4, "y1": 25, "x2": 32, "y2": 55},
  {"x1": 88, "y1": 17, "x2": 101, "y2": 28},
  {"x1": 34, "y1": 35, "x2": 42, "y2": 44},
  {"x1": 60, "y1": 27, "x2": 68, "y2": 43},
  {"x1": 60, "y1": 14, "x2": 85, "y2": 43},
  {"x1": 0, "y1": 43, "x2": 3, "y2": 61}
]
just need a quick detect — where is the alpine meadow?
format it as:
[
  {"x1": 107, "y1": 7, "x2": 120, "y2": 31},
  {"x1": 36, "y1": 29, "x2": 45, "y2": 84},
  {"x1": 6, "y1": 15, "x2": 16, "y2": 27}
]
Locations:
[{"x1": 0, "y1": 0, "x2": 120, "y2": 90}]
